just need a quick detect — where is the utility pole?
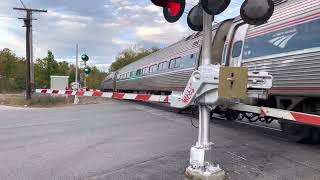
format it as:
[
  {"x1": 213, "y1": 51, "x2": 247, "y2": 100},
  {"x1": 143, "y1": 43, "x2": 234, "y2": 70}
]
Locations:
[
  {"x1": 75, "y1": 44, "x2": 79, "y2": 88},
  {"x1": 30, "y1": 21, "x2": 34, "y2": 92},
  {"x1": 13, "y1": 7, "x2": 47, "y2": 100}
]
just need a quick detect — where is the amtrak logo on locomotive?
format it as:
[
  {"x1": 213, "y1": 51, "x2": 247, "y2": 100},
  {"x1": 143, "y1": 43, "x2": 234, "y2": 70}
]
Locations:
[
  {"x1": 243, "y1": 18, "x2": 320, "y2": 60},
  {"x1": 269, "y1": 29, "x2": 297, "y2": 49}
]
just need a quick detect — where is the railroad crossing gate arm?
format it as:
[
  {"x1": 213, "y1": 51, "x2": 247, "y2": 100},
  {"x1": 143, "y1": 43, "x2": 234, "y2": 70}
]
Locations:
[
  {"x1": 169, "y1": 66, "x2": 273, "y2": 109},
  {"x1": 229, "y1": 103, "x2": 320, "y2": 127}
]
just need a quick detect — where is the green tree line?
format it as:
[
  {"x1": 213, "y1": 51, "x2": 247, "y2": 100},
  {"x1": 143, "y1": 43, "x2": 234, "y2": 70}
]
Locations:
[
  {"x1": 0, "y1": 48, "x2": 107, "y2": 92},
  {"x1": 0, "y1": 46, "x2": 159, "y2": 93}
]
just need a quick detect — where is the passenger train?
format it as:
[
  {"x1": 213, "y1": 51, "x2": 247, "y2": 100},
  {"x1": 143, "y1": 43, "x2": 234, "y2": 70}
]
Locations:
[{"x1": 102, "y1": 0, "x2": 320, "y2": 142}]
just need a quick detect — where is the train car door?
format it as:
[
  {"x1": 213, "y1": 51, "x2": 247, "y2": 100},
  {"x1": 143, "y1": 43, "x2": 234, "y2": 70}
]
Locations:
[
  {"x1": 211, "y1": 19, "x2": 233, "y2": 65},
  {"x1": 228, "y1": 23, "x2": 248, "y2": 67}
]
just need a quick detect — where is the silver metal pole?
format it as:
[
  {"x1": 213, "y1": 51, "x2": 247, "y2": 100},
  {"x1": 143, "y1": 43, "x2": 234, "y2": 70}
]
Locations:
[
  {"x1": 202, "y1": 12, "x2": 213, "y2": 66},
  {"x1": 74, "y1": 44, "x2": 80, "y2": 104},
  {"x1": 75, "y1": 44, "x2": 78, "y2": 89},
  {"x1": 186, "y1": 7, "x2": 225, "y2": 180},
  {"x1": 197, "y1": 10, "x2": 213, "y2": 146},
  {"x1": 199, "y1": 105, "x2": 210, "y2": 145}
]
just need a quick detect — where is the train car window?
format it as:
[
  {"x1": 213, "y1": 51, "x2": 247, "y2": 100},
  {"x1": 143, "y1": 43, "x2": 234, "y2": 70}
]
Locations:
[
  {"x1": 149, "y1": 64, "x2": 157, "y2": 73},
  {"x1": 174, "y1": 57, "x2": 182, "y2": 68},
  {"x1": 163, "y1": 61, "x2": 168, "y2": 70},
  {"x1": 142, "y1": 67, "x2": 147, "y2": 74},
  {"x1": 130, "y1": 71, "x2": 135, "y2": 77},
  {"x1": 158, "y1": 63, "x2": 163, "y2": 71},
  {"x1": 169, "y1": 59, "x2": 176, "y2": 69},
  {"x1": 232, "y1": 41, "x2": 243, "y2": 58},
  {"x1": 190, "y1": 54, "x2": 194, "y2": 59},
  {"x1": 153, "y1": 65, "x2": 158, "y2": 72},
  {"x1": 136, "y1": 69, "x2": 141, "y2": 76}
]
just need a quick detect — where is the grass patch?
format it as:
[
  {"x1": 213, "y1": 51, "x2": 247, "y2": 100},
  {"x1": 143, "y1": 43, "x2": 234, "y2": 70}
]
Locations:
[{"x1": 0, "y1": 94, "x2": 72, "y2": 107}]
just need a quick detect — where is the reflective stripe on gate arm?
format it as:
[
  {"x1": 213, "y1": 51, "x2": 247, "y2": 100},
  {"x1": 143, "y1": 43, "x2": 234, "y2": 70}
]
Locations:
[
  {"x1": 35, "y1": 89, "x2": 169, "y2": 103},
  {"x1": 229, "y1": 104, "x2": 320, "y2": 126}
]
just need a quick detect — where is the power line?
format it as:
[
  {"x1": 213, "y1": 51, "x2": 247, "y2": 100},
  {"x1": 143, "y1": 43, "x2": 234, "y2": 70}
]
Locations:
[{"x1": 19, "y1": 0, "x2": 27, "y2": 9}]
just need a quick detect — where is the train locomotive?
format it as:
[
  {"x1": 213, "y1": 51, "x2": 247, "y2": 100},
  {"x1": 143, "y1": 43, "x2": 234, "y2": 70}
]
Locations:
[{"x1": 102, "y1": 0, "x2": 320, "y2": 142}]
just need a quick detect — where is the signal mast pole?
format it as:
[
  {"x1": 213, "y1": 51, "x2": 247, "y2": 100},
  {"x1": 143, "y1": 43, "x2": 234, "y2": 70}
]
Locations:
[{"x1": 76, "y1": 44, "x2": 79, "y2": 88}]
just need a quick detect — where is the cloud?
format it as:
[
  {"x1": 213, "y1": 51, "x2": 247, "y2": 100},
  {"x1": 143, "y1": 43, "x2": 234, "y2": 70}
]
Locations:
[
  {"x1": 0, "y1": 0, "x2": 243, "y2": 72},
  {"x1": 136, "y1": 24, "x2": 187, "y2": 44}
]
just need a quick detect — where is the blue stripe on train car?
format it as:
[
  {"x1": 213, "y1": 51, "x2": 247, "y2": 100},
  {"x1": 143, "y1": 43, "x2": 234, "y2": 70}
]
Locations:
[{"x1": 243, "y1": 18, "x2": 320, "y2": 60}]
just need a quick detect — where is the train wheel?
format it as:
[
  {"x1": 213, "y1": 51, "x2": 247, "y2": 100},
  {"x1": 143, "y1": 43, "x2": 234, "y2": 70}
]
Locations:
[
  {"x1": 280, "y1": 122, "x2": 311, "y2": 143},
  {"x1": 225, "y1": 110, "x2": 238, "y2": 121}
]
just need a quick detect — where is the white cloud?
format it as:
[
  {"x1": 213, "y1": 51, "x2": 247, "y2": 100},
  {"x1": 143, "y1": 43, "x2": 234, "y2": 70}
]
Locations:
[
  {"x1": 0, "y1": 0, "x2": 244, "y2": 71},
  {"x1": 136, "y1": 23, "x2": 187, "y2": 44}
]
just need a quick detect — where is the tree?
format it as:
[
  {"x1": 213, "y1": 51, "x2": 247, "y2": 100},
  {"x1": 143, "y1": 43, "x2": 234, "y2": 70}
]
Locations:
[
  {"x1": 34, "y1": 51, "x2": 59, "y2": 88},
  {"x1": 110, "y1": 47, "x2": 159, "y2": 72},
  {"x1": 86, "y1": 67, "x2": 108, "y2": 89},
  {"x1": 0, "y1": 48, "x2": 26, "y2": 92},
  {"x1": 1, "y1": 48, "x2": 108, "y2": 91}
]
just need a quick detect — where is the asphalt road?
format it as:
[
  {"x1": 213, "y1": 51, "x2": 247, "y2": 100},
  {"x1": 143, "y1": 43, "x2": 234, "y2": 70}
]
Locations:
[{"x1": 0, "y1": 100, "x2": 319, "y2": 180}]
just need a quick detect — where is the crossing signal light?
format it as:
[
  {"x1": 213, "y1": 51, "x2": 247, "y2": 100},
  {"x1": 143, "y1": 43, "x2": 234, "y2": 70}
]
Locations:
[
  {"x1": 201, "y1": 0, "x2": 231, "y2": 15},
  {"x1": 240, "y1": 0, "x2": 274, "y2": 25},
  {"x1": 151, "y1": 0, "x2": 185, "y2": 23},
  {"x1": 81, "y1": 54, "x2": 89, "y2": 62},
  {"x1": 84, "y1": 66, "x2": 91, "y2": 75},
  {"x1": 188, "y1": 4, "x2": 209, "y2": 31}
]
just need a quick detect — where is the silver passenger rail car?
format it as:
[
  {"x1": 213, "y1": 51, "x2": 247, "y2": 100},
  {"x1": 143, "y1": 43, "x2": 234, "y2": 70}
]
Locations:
[{"x1": 225, "y1": 0, "x2": 320, "y2": 114}]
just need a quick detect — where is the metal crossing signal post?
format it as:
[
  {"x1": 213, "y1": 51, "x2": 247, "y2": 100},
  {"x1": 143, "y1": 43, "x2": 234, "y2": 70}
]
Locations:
[
  {"x1": 13, "y1": 7, "x2": 47, "y2": 100},
  {"x1": 151, "y1": 0, "x2": 275, "y2": 179},
  {"x1": 198, "y1": 9, "x2": 213, "y2": 162}
]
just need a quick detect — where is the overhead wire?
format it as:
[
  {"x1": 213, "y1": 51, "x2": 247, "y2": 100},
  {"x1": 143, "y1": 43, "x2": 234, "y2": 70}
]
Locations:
[{"x1": 19, "y1": 0, "x2": 27, "y2": 9}]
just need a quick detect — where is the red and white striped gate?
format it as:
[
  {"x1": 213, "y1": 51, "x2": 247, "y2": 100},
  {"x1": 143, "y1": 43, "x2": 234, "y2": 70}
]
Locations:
[
  {"x1": 35, "y1": 89, "x2": 320, "y2": 127},
  {"x1": 36, "y1": 89, "x2": 169, "y2": 103}
]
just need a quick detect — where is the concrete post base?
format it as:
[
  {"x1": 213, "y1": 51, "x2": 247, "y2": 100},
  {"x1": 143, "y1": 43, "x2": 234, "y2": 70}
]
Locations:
[{"x1": 185, "y1": 166, "x2": 225, "y2": 180}]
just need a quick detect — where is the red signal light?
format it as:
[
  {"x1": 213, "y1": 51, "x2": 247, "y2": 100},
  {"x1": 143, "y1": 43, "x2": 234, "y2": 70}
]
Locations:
[{"x1": 151, "y1": 0, "x2": 185, "y2": 23}]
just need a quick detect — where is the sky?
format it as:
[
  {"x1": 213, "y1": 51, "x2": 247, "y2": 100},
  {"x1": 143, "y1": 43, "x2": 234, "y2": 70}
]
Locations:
[{"x1": 0, "y1": 0, "x2": 244, "y2": 72}]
